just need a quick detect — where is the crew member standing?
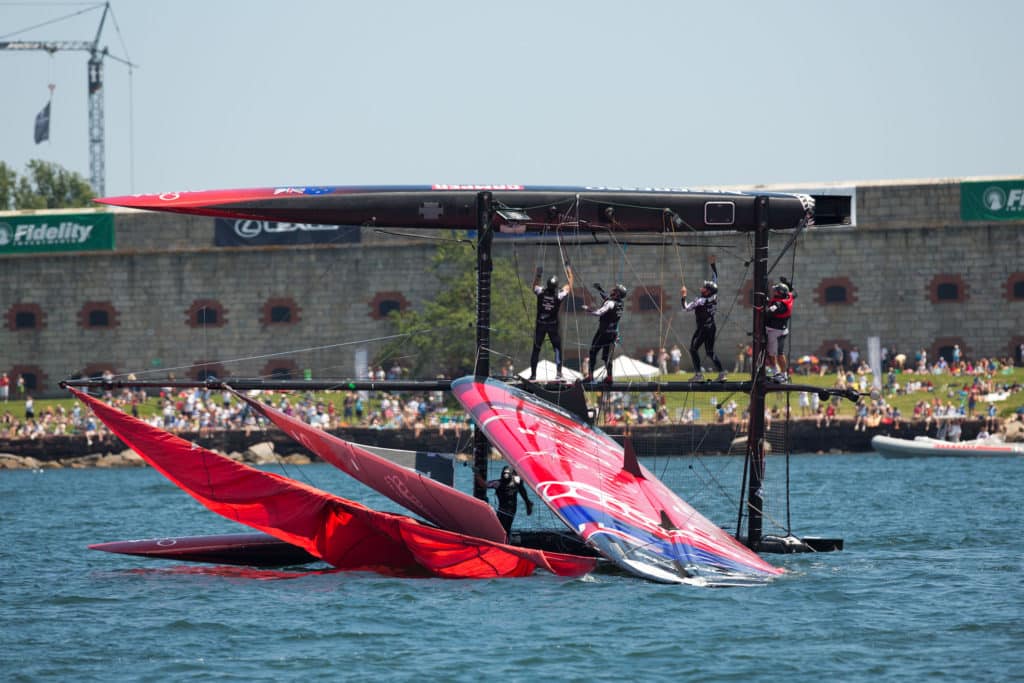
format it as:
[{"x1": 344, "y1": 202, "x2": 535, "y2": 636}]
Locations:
[
  {"x1": 529, "y1": 263, "x2": 574, "y2": 381},
  {"x1": 765, "y1": 278, "x2": 795, "y2": 382},
  {"x1": 582, "y1": 284, "x2": 627, "y2": 383},
  {"x1": 480, "y1": 465, "x2": 533, "y2": 540},
  {"x1": 680, "y1": 255, "x2": 727, "y2": 382}
]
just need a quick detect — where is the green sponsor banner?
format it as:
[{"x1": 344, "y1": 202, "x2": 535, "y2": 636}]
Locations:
[
  {"x1": 960, "y1": 180, "x2": 1024, "y2": 221},
  {"x1": 0, "y1": 212, "x2": 115, "y2": 254}
]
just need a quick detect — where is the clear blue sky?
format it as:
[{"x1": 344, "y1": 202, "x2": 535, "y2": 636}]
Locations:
[{"x1": 2, "y1": 0, "x2": 1022, "y2": 197}]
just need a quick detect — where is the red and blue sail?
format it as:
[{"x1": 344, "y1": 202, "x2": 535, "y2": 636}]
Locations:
[{"x1": 451, "y1": 377, "x2": 783, "y2": 584}]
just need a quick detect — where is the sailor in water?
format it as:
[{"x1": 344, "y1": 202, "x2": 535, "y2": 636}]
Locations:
[
  {"x1": 582, "y1": 283, "x2": 627, "y2": 384},
  {"x1": 764, "y1": 278, "x2": 795, "y2": 382},
  {"x1": 529, "y1": 262, "x2": 574, "y2": 381},
  {"x1": 680, "y1": 255, "x2": 727, "y2": 382},
  {"x1": 482, "y1": 465, "x2": 533, "y2": 540}
]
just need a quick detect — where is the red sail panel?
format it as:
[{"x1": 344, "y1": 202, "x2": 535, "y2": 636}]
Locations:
[
  {"x1": 238, "y1": 392, "x2": 507, "y2": 542},
  {"x1": 70, "y1": 389, "x2": 594, "y2": 579}
]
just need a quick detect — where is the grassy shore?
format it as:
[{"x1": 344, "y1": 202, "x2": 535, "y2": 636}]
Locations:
[{"x1": 6, "y1": 367, "x2": 1023, "y2": 429}]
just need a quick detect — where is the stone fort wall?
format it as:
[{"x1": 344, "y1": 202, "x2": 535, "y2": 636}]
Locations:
[{"x1": 2, "y1": 178, "x2": 1022, "y2": 397}]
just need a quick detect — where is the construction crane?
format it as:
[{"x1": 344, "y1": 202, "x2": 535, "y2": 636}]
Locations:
[{"x1": 0, "y1": 2, "x2": 134, "y2": 197}]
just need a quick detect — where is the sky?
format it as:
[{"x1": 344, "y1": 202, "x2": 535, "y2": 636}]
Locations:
[{"x1": 1, "y1": 0, "x2": 1022, "y2": 198}]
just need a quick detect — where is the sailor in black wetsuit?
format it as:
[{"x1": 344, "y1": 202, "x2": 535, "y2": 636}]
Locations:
[
  {"x1": 681, "y1": 255, "x2": 727, "y2": 382},
  {"x1": 582, "y1": 283, "x2": 627, "y2": 384},
  {"x1": 482, "y1": 465, "x2": 533, "y2": 540},
  {"x1": 529, "y1": 263, "x2": 574, "y2": 381}
]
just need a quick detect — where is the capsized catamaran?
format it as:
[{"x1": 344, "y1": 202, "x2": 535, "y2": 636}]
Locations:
[
  {"x1": 70, "y1": 181, "x2": 857, "y2": 583},
  {"x1": 71, "y1": 387, "x2": 596, "y2": 579}
]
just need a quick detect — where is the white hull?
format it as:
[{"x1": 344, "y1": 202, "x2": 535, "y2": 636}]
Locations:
[{"x1": 871, "y1": 434, "x2": 1024, "y2": 459}]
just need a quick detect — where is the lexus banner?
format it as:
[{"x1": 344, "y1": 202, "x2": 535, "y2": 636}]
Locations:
[{"x1": 214, "y1": 219, "x2": 361, "y2": 246}]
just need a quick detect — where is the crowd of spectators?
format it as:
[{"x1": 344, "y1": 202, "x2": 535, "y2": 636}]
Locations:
[{"x1": 1, "y1": 350, "x2": 1021, "y2": 444}]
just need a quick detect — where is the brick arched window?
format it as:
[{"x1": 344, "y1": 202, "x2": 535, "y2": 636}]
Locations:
[
  {"x1": 188, "y1": 361, "x2": 229, "y2": 382},
  {"x1": 368, "y1": 291, "x2": 409, "y2": 321},
  {"x1": 262, "y1": 297, "x2": 302, "y2": 326},
  {"x1": 80, "y1": 364, "x2": 118, "y2": 382},
  {"x1": 1005, "y1": 273, "x2": 1024, "y2": 302},
  {"x1": 740, "y1": 280, "x2": 760, "y2": 308},
  {"x1": 1011, "y1": 336, "x2": 1024, "y2": 366},
  {"x1": 186, "y1": 299, "x2": 228, "y2": 328},
  {"x1": 814, "y1": 277, "x2": 858, "y2": 306},
  {"x1": 9, "y1": 364, "x2": 48, "y2": 394},
  {"x1": 816, "y1": 339, "x2": 853, "y2": 370},
  {"x1": 927, "y1": 274, "x2": 968, "y2": 304},
  {"x1": 78, "y1": 301, "x2": 121, "y2": 330},
  {"x1": 633, "y1": 286, "x2": 664, "y2": 313},
  {"x1": 568, "y1": 287, "x2": 595, "y2": 314},
  {"x1": 932, "y1": 337, "x2": 968, "y2": 364},
  {"x1": 5, "y1": 303, "x2": 46, "y2": 331},
  {"x1": 261, "y1": 359, "x2": 300, "y2": 379}
]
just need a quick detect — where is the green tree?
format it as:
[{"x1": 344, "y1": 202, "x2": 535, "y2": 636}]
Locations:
[
  {"x1": 378, "y1": 233, "x2": 535, "y2": 378},
  {"x1": 0, "y1": 161, "x2": 17, "y2": 211},
  {"x1": 5, "y1": 159, "x2": 95, "y2": 210}
]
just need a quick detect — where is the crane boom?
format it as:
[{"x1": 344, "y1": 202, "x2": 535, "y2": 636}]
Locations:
[{"x1": 0, "y1": 41, "x2": 95, "y2": 52}]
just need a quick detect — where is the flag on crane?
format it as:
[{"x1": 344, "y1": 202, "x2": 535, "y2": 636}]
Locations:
[{"x1": 34, "y1": 100, "x2": 51, "y2": 144}]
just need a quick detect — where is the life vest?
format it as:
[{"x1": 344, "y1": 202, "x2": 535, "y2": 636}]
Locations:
[
  {"x1": 766, "y1": 293, "x2": 793, "y2": 330},
  {"x1": 768, "y1": 293, "x2": 793, "y2": 319}
]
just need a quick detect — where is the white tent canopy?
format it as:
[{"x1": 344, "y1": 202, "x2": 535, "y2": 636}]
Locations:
[
  {"x1": 592, "y1": 355, "x2": 661, "y2": 380},
  {"x1": 518, "y1": 360, "x2": 583, "y2": 382}
]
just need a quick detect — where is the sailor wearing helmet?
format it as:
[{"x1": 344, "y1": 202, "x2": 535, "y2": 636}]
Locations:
[
  {"x1": 680, "y1": 255, "x2": 727, "y2": 382},
  {"x1": 764, "y1": 277, "x2": 795, "y2": 382},
  {"x1": 479, "y1": 465, "x2": 533, "y2": 540},
  {"x1": 582, "y1": 283, "x2": 627, "y2": 383},
  {"x1": 528, "y1": 262, "x2": 575, "y2": 381}
]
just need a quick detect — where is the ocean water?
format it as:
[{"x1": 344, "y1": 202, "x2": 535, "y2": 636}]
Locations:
[{"x1": 1, "y1": 454, "x2": 1022, "y2": 682}]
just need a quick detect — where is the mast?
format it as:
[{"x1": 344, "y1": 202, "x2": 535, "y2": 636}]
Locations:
[
  {"x1": 745, "y1": 196, "x2": 770, "y2": 549},
  {"x1": 472, "y1": 191, "x2": 494, "y2": 501}
]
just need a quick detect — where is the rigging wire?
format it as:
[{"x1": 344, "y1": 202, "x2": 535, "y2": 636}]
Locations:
[{"x1": 0, "y1": 3, "x2": 104, "y2": 40}]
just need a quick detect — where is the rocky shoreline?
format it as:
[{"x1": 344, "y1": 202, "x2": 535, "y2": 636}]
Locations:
[
  {"x1": 2, "y1": 417, "x2": 1019, "y2": 470},
  {"x1": 0, "y1": 440, "x2": 314, "y2": 471}
]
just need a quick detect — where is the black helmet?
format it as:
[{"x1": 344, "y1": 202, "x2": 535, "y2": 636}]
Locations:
[
  {"x1": 772, "y1": 282, "x2": 790, "y2": 297},
  {"x1": 612, "y1": 284, "x2": 627, "y2": 299},
  {"x1": 546, "y1": 276, "x2": 558, "y2": 291},
  {"x1": 702, "y1": 280, "x2": 718, "y2": 295},
  {"x1": 501, "y1": 466, "x2": 512, "y2": 478}
]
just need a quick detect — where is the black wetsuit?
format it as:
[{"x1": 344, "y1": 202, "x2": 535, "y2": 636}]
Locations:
[
  {"x1": 682, "y1": 263, "x2": 723, "y2": 373},
  {"x1": 488, "y1": 474, "x2": 533, "y2": 537},
  {"x1": 530, "y1": 286, "x2": 566, "y2": 376},
  {"x1": 683, "y1": 293, "x2": 723, "y2": 373},
  {"x1": 587, "y1": 297, "x2": 623, "y2": 380}
]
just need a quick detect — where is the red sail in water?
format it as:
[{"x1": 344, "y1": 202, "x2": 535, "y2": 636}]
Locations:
[
  {"x1": 70, "y1": 389, "x2": 595, "y2": 579},
  {"x1": 236, "y1": 391, "x2": 507, "y2": 543}
]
